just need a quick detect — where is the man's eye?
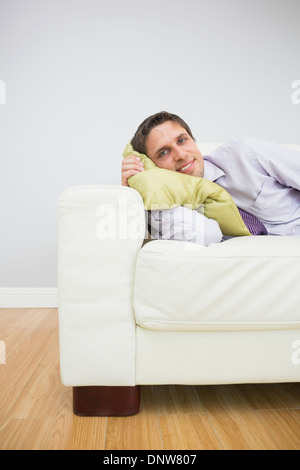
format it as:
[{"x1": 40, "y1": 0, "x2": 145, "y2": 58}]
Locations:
[
  {"x1": 178, "y1": 138, "x2": 186, "y2": 144},
  {"x1": 159, "y1": 150, "x2": 167, "y2": 158}
]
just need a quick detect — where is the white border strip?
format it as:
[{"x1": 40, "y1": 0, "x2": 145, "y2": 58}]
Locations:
[{"x1": 0, "y1": 288, "x2": 58, "y2": 308}]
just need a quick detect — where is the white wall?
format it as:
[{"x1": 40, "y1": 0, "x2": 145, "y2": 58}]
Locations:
[{"x1": 0, "y1": 0, "x2": 299, "y2": 291}]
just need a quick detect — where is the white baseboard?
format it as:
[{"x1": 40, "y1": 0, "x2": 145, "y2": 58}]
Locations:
[{"x1": 0, "y1": 288, "x2": 58, "y2": 308}]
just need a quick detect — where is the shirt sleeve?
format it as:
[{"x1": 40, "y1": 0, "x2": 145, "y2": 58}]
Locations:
[
  {"x1": 147, "y1": 206, "x2": 223, "y2": 246},
  {"x1": 245, "y1": 138, "x2": 300, "y2": 192}
]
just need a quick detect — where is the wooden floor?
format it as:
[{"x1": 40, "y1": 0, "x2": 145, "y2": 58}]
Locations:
[{"x1": 0, "y1": 308, "x2": 300, "y2": 450}]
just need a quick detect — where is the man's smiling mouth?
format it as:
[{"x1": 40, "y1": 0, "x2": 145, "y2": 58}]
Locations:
[{"x1": 177, "y1": 160, "x2": 194, "y2": 173}]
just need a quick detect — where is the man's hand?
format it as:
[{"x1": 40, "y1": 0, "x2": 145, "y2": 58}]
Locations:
[{"x1": 121, "y1": 155, "x2": 145, "y2": 186}]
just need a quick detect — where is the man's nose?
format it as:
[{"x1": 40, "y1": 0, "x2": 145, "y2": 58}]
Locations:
[{"x1": 173, "y1": 146, "x2": 186, "y2": 160}]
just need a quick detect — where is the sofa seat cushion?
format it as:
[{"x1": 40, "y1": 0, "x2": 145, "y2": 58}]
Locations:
[{"x1": 133, "y1": 237, "x2": 300, "y2": 332}]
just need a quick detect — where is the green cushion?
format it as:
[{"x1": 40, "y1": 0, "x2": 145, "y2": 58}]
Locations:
[{"x1": 123, "y1": 142, "x2": 251, "y2": 237}]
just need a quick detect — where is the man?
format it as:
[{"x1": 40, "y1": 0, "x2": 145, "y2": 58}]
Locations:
[{"x1": 122, "y1": 111, "x2": 300, "y2": 244}]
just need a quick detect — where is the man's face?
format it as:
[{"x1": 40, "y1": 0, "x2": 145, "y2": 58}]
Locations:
[{"x1": 145, "y1": 121, "x2": 204, "y2": 177}]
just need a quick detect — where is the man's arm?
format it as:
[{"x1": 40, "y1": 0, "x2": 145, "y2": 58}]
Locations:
[
  {"x1": 148, "y1": 206, "x2": 223, "y2": 246},
  {"x1": 246, "y1": 138, "x2": 300, "y2": 191}
]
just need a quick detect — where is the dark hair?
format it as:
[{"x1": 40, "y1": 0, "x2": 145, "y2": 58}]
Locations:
[{"x1": 131, "y1": 111, "x2": 195, "y2": 154}]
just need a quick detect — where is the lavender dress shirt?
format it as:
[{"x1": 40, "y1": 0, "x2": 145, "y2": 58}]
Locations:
[{"x1": 204, "y1": 138, "x2": 300, "y2": 236}]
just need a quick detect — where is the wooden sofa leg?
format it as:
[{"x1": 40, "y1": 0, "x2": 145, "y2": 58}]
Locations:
[{"x1": 72, "y1": 385, "x2": 140, "y2": 416}]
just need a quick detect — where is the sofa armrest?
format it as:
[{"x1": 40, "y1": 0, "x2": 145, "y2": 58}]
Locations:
[{"x1": 58, "y1": 185, "x2": 145, "y2": 386}]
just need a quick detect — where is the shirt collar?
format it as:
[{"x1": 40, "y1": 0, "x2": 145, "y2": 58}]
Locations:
[{"x1": 203, "y1": 158, "x2": 225, "y2": 182}]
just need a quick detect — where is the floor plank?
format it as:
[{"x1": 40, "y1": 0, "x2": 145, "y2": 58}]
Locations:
[
  {"x1": 105, "y1": 387, "x2": 163, "y2": 450},
  {"x1": 0, "y1": 418, "x2": 53, "y2": 450},
  {"x1": 255, "y1": 409, "x2": 300, "y2": 450},
  {"x1": 195, "y1": 385, "x2": 280, "y2": 450},
  {"x1": 159, "y1": 413, "x2": 223, "y2": 450},
  {"x1": 65, "y1": 415, "x2": 107, "y2": 450},
  {"x1": 154, "y1": 385, "x2": 204, "y2": 415},
  {"x1": 237, "y1": 383, "x2": 300, "y2": 410},
  {"x1": 5, "y1": 335, "x2": 64, "y2": 419},
  {"x1": 0, "y1": 321, "x2": 57, "y2": 421}
]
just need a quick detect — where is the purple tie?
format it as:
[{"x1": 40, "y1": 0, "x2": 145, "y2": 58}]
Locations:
[{"x1": 238, "y1": 208, "x2": 268, "y2": 235}]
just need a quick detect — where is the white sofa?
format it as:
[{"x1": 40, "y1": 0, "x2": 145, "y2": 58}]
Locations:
[{"x1": 58, "y1": 172, "x2": 300, "y2": 416}]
